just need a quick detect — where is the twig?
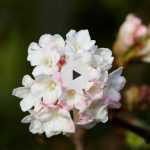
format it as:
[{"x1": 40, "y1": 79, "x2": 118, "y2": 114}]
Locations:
[
  {"x1": 72, "y1": 127, "x2": 85, "y2": 150},
  {"x1": 112, "y1": 116, "x2": 150, "y2": 143}
]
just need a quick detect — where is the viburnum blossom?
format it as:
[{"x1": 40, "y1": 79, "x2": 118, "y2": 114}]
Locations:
[
  {"x1": 27, "y1": 34, "x2": 64, "y2": 76},
  {"x1": 12, "y1": 29, "x2": 126, "y2": 138},
  {"x1": 65, "y1": 30, "x2": 95, "y2": 56},
  {"x1": 113, "y1": 14, "x2": 147, "y2": 56},
  {"x1": 21, "y1": 104, "x2": 75, "y2": 137},
  {"x1": 12, "y1": 74, "x2": 62, "y2": 112}
]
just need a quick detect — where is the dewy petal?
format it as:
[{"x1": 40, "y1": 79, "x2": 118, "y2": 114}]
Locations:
[
  {"x1": 95, "y1": 105, "x2": 108, "y2": 123},
  {"x1": 66, "y1": 30, "x2": 76, "y2": 39},
  {"x1": 22, "y1": 75, "x2": 33, "y2": 87},
  {"x1": 39, "y1": 34, "x2": 53, "y2": 48},
  {"x1": 30, "y1": 81, "x2": 45, "y2": 97},
  {"x1": 32, "y1": 65, "x2": 51, "y2": 76},
  {"x1": 29, "y1": 120, "x2": 43, "y2": 134},
  {"x1": 108, "y1": 67, "x2": 126, "y2": 91},
  {"x1": 27, "y1": 42, "x2": 43, "y2": 66},
  {"x1": 66, "y1": 29, "x2": 95, "y2": 54},
  {"x1": 39, "y1": 34, "x2": 65, "y2": 49},
  {"x1": 21, "y1": 115, "x2": 32, "y2": 123},
  {"x1": 76, "y1": 30, "x2": 95, "y2": 50},
  {"x1": 93, "y1": 48, "x2": 114, "y2": 71},
  {"x1": 12, "y1": 87, "x2": 30, "y2": 99},
  {"x1": 20, "y1": 94, "x2": 41, "y2": 112},
  {"x1": 53, "y1": 34, "x2": 65, "y2": 48},
  {"x1": 33, "y1": 65, "x2": 59, "y2": 77},
  {"x1": 103, "y1": 67, "x2": 126, "y2": 108}
]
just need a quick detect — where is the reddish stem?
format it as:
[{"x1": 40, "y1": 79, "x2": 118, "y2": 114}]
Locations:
[{"x1": 72, "y1": 127, "x2": 85, "y2": 150}]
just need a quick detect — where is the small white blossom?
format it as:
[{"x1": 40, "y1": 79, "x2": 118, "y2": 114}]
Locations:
[
  {"x1": 31, "y1": 75, "x2": 62, "y2": 104},
  {"x1": 27, "y1": 34, "x2": 65, "y2": 76},
  {"x1": 65, "y1": 30, "x2": 95, "y2": 56},
  {"x1": 12, "y1": 74, "x2": 62, "y2": 111},
  {"x1": 21, "y1": 104, "x2": 75, "y2": 137},
  {"x1": 12, "y1": 75, "x2": 41, "y2": 112}
]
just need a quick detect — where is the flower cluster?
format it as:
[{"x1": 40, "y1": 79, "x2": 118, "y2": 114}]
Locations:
[
  {"x1": 113, "y1": 14, "x2": 147, "y2": 56},
  {"x1": 12, "y1": 30, "x2": 126, "y2": 137},
  {"x1": 113, "y1": 14, "x2": 150, "y2": 64}
]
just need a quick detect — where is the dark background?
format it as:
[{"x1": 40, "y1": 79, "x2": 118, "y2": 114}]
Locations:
[{"x1": 0, "y1": 0, "x2": 150, "y2": 149}]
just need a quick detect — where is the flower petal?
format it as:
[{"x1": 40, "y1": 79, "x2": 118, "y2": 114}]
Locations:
[{"x1": 12, "y1": 87, "x2": 30, "y2": 98}]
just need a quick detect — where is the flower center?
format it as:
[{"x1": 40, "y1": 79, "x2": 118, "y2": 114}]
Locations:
[
  {"x1": 45, "y1": 57, "x2": 53, "y2": 67},
  {"x1": 48, "y1": 80, "x2": 57, "y2": 91},
  {"x1": 66, "y1": 90, "x2": 76, "y2": 98}
]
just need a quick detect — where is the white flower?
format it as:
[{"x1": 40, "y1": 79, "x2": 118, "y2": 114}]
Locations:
[
  {"x1": 12, "y1": 75, "x2": 41, "y2": 112},
  {"x1": 21, "y1": 104, "x2": 75, "y2": 137},
  {"x1": 62, "y1": 89, "x2": 88, "y2": 112},
  {"x1": 12, "y1": 74, "x2": 62, "y2": 111},
  {"x1": 27, "y1": 34, "x2": 65, "y2": 76},
  {"x1": 30, "y1": 75, "x2": 62, "y2": 105},
  {"x1": 103, "y1": 67, "x2": 126, "y2": 108},
  {"x1": 76, "y1": 102, "x2": 108, "y2": 128},
  {"x1": 65, "y1": 29, "x2": 95, "y2": 55}
]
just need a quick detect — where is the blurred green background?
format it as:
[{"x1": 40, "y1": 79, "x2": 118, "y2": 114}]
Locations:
[{"x1": 0, "y1": 0, "x2": 150, "y2": 149}]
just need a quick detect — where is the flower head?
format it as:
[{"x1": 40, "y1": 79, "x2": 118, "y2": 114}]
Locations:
[
  {"x1": 12, "y1": 29, "x2": 126, "y2": 137},
  {"x1": 114, "y1": 14, "x2": 147, "y2": 56}
]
